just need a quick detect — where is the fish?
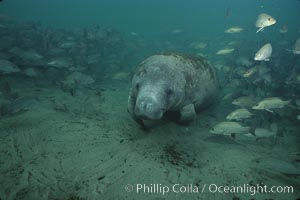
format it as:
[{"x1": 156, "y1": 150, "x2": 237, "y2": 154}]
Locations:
[
  {"x1": 286, "y1": 38, "x2": 300, "y2": 54},
  {"x1": 216, "y1": 48, "x2": 235, "y2": 55},
  {"x1": 210, "y1": 121, "x2": 250, "y2": 136},
  {"x1": 253, "y1": 73, "x2": 272, "y2": 84},
  {"x1": 232, "y1": 96, "x2": 257, "y2": 108},
  {"x1": 236, "y1": 56, "x2": 253, "y2": 67},
  {"x1": 48, "y1": 47, "x2": 65, "y2": 57},
  {"x1": 243, "y1": 66, "x2": 258, "y2": 78},
  {"x1": 252, "y1": 97, "x2": 290, "y2": 112},
  {"x1": 59, "y1": 41, "x2": 77, "y2": 49},
  {"x1": 21, "y1": 49, "x2": 44, "y2": 61},
  {"x1": 203, "y1": 135, "x2": 244, "y2": 146},
  {"x1": 255, "y1": 13, "x2": 276, "y2": 33},
  {"x1": 226, "y1": 108, "x2": 253, "y2": 121},
  {"x1": 87, "y1": 54, "x2": 101, "y2": 64},
  {"x1": 245, "y1": 65, "x2": 270, "y2": 83},
  {"x1": 257, "y1": 64, "x2": 270, "y2": 75},
  {"x1": 254, "y1": 43, "x2": 272, "y2": 61},
  {"x1": 170, "y1": 29, "x2": 184, "y2": 34},
  {"x1": 284, "y1": 70, "x2": 298, "y2": 85},
  {"x1": 253, "y1": 157, "x2": 300, "y2": 175},
  {"x1": 249, "y1": 65, "x2": 271, "y2": 84},
  {"x1": 0, "y1": 59, "x2": 20, "y2": 74},
  {"x1": 233, "y1": 67, "x2": 247, "y2": 77},
  {"x1": 23, "y1": 68, "x2": 38, "y2": 77},
  {"x1": 47, "y1": 57, "x2": 73, "y2": 68},
  {"x1": 296, "y1": 99, "x2": 300, "y2": 107},
  {"x1": 227, "y1": 41, "x2": 240, "y2": 46},
  {"x1": 8, "y1": 47, "x2": 24, "y2": 57},
  {"x1": 130, "y1": 32, "x2": 138, "y2": 36},
  {"x1": 189, "y1": 42, "x2": 207, "y2": 49},
  {"x1": 224, "y1": 26, "x2": 244, "y2": 34},
  {"x1": 112, "y1": 72, "x2": 130, "y2": 81},
  {"x1": 64, "y1": 72, "x2": 95, "y2": 86},
  {"x1": 279, "y1": 24, "x2": 288, "y2": 34},
  {"x1": 254, "y1": 127, "x2": 276, "y2": 139}
]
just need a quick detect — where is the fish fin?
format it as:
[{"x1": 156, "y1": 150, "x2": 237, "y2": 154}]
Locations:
[
  {"x1": 256, "y1": 27, "x2": 264, "y2": 33},
  {"x1": 264, "y1": 58, "x2": 270, "y2": 61},
  {"x1": 265, "y1": 109, "x2": 274, "y2": 113},
  {"x1": 244, "y1": 133, "x2": 255, "y2": 137}
]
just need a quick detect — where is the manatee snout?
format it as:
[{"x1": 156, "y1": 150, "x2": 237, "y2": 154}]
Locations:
[{"x1": 135, "y1": 87, "x2": 165, "y2": 120}]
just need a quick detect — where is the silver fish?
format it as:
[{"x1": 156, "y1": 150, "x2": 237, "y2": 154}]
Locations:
[
  {"x1": 254, "y1": 128, "x2": 276, "y2": 139},
  {"x1": 287, "y1": 38, "x2": 300, "y2": 54},
  {"x1": 254, "y1": 43, "x2": 272, "y2": 61},
  {"x1": 0, "y1": 59, "x2": 20, "y2": 74},
  {"x1": 210, "y1": 121, "x2": 250, "y2": 136},
  {"x1": 232, "y1": 96, "x2": 257, "y2": 108},
  {"x1": 47, "y1": 57, "x2": 73, "y2": 68},
  {"x1": 255, "y1": 13, "x2": 276, "y2": 33},
  {"x1": 252, "y1": 97, "x2": 290, "y2": 112},
  {"x1": 226, "y1": 108, "x2": 253, "y2": 121}
]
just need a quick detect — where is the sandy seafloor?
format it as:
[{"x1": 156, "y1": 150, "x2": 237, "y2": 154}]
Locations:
[{"x1": 0, "y1": 76, "x2": 299, "y2": 200}]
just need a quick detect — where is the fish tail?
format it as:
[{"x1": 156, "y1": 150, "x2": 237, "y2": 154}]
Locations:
[{"x1": 285, "y1": 100, "x2": 291, "y2": 105}]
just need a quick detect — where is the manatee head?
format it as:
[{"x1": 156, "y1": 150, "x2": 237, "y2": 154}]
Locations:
[{"x1": 132, "y1": 61, "x2": 185, "y2": 120}]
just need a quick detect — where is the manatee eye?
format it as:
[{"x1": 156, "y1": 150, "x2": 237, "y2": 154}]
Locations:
[
  {"x1": 166, "y1": 88, "x2": 173, "y2": 97},
  {"x1": 136, "y1": 83, "x2": 140, "y2": 91}
]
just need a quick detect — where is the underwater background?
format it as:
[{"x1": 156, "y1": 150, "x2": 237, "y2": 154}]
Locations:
[{"x1": 0, "y1": 0, "x2": 300, "y2": 200}]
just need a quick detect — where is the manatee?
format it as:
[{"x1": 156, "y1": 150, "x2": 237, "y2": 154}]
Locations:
[{"x1": 127, "y1": 53, "x2": 219, "y2": 127}]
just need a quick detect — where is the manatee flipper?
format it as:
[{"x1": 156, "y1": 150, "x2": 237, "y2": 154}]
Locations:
[
  {"x1": 127, "y1": 88, "x2": 145, "y2": 127},
  {"x1": 178, "y1": 104, "x2": 196, "y2": 123}
]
